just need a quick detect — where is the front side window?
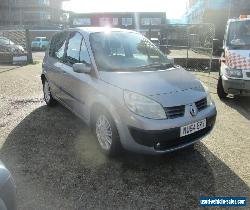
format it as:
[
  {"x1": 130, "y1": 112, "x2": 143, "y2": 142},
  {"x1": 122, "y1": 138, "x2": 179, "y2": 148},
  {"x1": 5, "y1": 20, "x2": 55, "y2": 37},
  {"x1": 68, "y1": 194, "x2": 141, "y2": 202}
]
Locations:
[
  {"x1": 65, "y1": 32, "x2": 82, "y2": 64},
  {"x1": 90, "y1": 31, "x2": 171, "y2": 72}
]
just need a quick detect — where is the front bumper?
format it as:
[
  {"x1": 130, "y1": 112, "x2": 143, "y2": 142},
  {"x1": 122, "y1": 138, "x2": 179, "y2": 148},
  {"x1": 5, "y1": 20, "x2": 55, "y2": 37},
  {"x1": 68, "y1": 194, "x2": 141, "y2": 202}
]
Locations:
[
  {"x1": 222, "y1": 76, "x2": 250, "y2": 96},
  {"x1": 129, "y1": 115, "x2": 216, "y2": 151},
  {"x1": 115, "y1": 104, "x2": 217, "y2": 155}
]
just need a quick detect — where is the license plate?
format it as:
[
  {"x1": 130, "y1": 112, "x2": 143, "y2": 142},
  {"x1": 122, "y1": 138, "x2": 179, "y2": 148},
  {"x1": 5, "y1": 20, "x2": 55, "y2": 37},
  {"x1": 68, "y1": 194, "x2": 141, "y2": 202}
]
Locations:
[{"x1": 180, "y1": 119, "x2": 206, "y2": 137}]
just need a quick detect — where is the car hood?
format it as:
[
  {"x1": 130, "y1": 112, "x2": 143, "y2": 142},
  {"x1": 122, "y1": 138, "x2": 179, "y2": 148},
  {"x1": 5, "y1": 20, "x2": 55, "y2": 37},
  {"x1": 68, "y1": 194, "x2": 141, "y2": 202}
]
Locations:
[{"x1": 99, "y1": 67, "x2": 207, "y2": 106}]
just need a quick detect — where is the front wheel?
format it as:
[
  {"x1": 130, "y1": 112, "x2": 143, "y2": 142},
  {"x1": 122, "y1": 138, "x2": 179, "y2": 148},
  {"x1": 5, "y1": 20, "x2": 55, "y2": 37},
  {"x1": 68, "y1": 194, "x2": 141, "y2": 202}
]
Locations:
[
  {"x1": 94, "y1": 111, "x2": 122, "y2": 156},
  {"x1": 43, "y1": 79, "x2": 57, "y2": 106},
  {"x1": 217, "y1": 76, "x2": 227, "y2": 99}
]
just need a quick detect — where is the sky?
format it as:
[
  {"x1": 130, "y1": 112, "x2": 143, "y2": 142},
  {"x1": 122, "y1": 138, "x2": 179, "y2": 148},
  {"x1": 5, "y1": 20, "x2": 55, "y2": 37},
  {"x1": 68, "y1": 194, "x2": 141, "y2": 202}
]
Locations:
[{"x1": 63, "y1": 0, "x2": 188, "y2": 19}]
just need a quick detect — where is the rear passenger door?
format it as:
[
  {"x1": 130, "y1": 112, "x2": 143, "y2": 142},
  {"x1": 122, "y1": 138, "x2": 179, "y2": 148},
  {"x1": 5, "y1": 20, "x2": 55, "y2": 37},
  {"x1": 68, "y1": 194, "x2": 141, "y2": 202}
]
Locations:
[{"x1": 44, "y1": 32, "x2": 69, "y2": 100}]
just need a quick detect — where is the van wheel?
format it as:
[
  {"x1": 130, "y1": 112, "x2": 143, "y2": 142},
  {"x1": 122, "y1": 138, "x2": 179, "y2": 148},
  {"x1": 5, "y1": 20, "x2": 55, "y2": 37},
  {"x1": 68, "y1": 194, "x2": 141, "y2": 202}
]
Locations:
[
  {"x1": 217, "y1": 76, "x2": 227, "y2": 99},
  {"x1": 94, "y1": 110, "x2": 122, "y2": 156},
  {"x1": 43, "y1": 79, "x2": 57, "y2": 106}
]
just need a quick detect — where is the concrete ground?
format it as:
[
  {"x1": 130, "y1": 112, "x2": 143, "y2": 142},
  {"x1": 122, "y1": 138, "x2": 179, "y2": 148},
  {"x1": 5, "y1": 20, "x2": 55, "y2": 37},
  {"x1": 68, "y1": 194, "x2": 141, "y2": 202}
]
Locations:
[{"x1": 0, "y1": 61, "x2": 249, "y2": 209}]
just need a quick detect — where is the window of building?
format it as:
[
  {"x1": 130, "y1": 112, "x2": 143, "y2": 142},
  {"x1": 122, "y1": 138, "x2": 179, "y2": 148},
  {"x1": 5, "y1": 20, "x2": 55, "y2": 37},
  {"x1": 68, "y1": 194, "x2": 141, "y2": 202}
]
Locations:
[
  {"x1": 40, "y1": 12, "x2": 51, "y2": 20},
  {"x1": 141, "y1": 18, "x2": 150, "y2": 26},
  {"x1": 73, "y1": 18, "x2": 91, "y2": 26},
  {"x1": 112, "y1": 18, "x2": 119, "y2": 26},
  {"x1": 122, "y1": 18, "x2": 133, "y2": 26},
  {"x1": 38, "y1": 0, "x2": 50, "y2": 6},
  {"x1": 141, "y1": 18, "x2": 162, "y2": 26},
  {"x1": 65, "y1": 32, "x2": 82, "y2": 65},
  {"x1": 99, "y1": 17, "x2": 110, "y2": 26},
  {"x1": 151, "y1": 18, "x2": 161, "y2": 25}
]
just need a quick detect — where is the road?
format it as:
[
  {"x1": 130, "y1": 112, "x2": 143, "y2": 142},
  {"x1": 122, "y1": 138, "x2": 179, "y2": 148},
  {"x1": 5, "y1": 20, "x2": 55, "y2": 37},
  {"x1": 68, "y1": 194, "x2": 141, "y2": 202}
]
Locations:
[{"x1": 0, "y1": 62, "x2": 249, "y2": 209}]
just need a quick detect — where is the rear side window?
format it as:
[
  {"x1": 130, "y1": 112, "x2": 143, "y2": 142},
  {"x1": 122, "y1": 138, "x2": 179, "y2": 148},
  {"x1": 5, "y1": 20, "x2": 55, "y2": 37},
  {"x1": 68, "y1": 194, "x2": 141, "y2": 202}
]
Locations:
[{"x1": 49, "y1": 32, "x2": 68, "y2": 60}]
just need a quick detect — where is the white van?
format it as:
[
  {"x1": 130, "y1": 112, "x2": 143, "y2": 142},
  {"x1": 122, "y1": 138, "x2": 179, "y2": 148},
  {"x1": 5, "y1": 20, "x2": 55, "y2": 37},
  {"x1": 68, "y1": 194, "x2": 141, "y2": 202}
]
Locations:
[{"x1": 217, "y1": 15, "x2": 250, "y2": 99}]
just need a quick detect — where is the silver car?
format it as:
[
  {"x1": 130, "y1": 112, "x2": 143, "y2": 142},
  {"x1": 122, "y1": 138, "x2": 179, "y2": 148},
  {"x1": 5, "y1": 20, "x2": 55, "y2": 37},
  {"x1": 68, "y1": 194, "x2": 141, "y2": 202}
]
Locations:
[
  {"x1": 0, "y1": 161, "x2": 16, "y2": 210},
  {"x1": 41, "y1": 27, "x2": 217, "y2": 156}
]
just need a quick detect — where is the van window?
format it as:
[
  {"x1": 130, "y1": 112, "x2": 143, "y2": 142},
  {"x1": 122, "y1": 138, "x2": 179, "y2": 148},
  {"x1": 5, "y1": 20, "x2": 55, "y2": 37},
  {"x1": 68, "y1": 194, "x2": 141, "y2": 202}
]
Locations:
[
  {"x1": 49, "y1": 32, "x2": 68, "y2": 60},
  {"x1": 80, "y1": 39, "x2": 91, "y2": 64},
  {"x1": 65, "y1": 32, "x2": 82, "y2": 65},
  {"x1": 227, "y1": 20, "x2": 250, "y2": 48}
]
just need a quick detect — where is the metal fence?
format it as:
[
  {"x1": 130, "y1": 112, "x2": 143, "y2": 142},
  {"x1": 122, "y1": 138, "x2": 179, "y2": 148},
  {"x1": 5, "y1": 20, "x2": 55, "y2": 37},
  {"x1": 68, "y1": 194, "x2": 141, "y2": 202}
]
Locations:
[
  {"x1": 0, "y1": 25, "x2": 61, "y2": 64},
  {"x1": 160, "y1": 23, "x2": 216, "y2": 72}
]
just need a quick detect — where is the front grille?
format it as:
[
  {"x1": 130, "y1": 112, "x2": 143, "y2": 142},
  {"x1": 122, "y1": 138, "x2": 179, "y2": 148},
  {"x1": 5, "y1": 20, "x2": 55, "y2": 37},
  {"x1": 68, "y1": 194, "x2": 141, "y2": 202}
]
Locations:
[
  {"x1": 164, "y1": 105, "x2": 185, "y2": 119},
  {"x1": 195, "y1": 98, "x2": 207, "y2": 111},
  {"x1": 246, "y1": 72, "x2": 250, "y2": 78}
]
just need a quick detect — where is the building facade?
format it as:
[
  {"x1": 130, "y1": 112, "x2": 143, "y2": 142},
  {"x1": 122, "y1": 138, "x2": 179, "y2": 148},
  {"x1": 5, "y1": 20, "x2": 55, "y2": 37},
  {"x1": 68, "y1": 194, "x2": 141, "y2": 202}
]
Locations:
[
  {"x1": 0, "y1": 0, "x2": 69, "y2": 26},
  {"x1": 70, "y1": 12, "x2": 166, "y2": 38},
  {"x1": 185, "y1": 0, "x2": 250, "y2": 40}
]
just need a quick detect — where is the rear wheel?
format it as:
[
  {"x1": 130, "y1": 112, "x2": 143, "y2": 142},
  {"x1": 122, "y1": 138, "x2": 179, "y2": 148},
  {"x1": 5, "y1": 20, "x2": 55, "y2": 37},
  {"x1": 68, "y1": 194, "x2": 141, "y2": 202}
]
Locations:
[
  {"x1": 94, "y1": 110, "x2": 122, "y2": 156},
  {"x1": 217, "y1": 76, "x2": 227, "y2": 99},
  {"x1": 43, "y1": 79, "x2": 57, "y2": 106}
]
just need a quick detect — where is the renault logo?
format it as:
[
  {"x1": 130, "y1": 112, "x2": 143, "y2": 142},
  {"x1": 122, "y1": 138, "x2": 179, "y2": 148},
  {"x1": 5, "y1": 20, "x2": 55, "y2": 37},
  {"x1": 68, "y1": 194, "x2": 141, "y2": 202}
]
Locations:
[{"x1": 190, "y1": 104, "x2": 198, "y2": 116}]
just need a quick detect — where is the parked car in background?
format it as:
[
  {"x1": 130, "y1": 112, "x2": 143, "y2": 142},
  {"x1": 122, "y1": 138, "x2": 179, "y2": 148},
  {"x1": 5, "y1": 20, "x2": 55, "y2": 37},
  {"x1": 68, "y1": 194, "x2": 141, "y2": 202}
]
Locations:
[
  {"x1": 42, "y1": 27, "x2": 217, "y2": 156},
  {"x1": 31, "y1": 37, "x2": 49, "y2": 51},
  {"x1": 0, "y1": 36, "x2": 25, "y2": 54},
  {"x1": 0, "y1": 161, "x2": 16, "y2": 210},
  {"x1": 217, "y1": 15, "x2": 250, "y2": 99}
]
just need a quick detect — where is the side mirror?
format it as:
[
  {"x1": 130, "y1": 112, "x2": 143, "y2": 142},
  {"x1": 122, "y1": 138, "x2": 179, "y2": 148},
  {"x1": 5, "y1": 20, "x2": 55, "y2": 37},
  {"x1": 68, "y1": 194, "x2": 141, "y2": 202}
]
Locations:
[{"x1": 73, "y1": 63, "x2": 91, "y2": 74}]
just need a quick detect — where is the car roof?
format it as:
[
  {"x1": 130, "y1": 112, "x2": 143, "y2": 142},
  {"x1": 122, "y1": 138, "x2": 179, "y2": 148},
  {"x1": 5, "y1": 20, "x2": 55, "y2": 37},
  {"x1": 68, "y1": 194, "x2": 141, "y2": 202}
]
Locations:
[{"x1": 70, "y1": 27, "x2": 138, "y2": 35}]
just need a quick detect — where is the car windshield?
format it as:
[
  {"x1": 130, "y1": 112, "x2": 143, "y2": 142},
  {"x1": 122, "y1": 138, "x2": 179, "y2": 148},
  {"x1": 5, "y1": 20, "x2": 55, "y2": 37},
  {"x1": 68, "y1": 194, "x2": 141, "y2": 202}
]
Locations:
[
  {"x1": 228, "y1": 20, "x2": 250, "y2": 49},
  {"x1": 90, "y1": 31, "x2": 172, "y2": 72},
  {"x1": 33, "y1": 38, "x2": 41, "y2": 41}
]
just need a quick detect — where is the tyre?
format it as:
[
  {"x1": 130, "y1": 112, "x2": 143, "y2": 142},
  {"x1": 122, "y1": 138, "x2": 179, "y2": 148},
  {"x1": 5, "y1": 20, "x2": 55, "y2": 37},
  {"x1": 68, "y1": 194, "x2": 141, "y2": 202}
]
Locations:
[
  {"x1": 94, "y1": 110, "x2": 122, "y2": 156},
  {"x1": 217, "y1": 76, "x2": 227, "y2": 99},
  {"x1": 43, "y1": 79, "x2": 57, "y2": 106}
]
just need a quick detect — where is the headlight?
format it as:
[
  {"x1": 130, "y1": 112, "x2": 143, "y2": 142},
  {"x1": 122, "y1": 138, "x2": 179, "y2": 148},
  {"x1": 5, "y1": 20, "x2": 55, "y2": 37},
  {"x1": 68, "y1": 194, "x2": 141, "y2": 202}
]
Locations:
[
  {"x1": 225, "y1": 67, "x2": 243, "y2": 78},
  {"x1": 207, "y1": 92, "x2": 213, "y2": 106},
  {"x1": 200, "y1": 82, "x2": 213, "y2": 106},
  {"x1": 124, "y1": 90, "x2": 166, "y2": 119}
]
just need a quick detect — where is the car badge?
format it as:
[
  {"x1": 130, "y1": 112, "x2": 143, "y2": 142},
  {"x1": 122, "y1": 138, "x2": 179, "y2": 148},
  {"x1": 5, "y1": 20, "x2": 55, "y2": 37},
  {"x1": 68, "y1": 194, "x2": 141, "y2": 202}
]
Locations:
[{"x1": 190, "y1": 104, "x2": 198, "y2": 116}]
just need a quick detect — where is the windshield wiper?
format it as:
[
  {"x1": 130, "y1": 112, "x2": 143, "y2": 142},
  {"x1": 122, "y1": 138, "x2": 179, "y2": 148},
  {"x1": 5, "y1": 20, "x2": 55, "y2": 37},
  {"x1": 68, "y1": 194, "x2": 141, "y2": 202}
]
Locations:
[{"x1": 137, "y1": 63, "x2": 174, "y2": 70}]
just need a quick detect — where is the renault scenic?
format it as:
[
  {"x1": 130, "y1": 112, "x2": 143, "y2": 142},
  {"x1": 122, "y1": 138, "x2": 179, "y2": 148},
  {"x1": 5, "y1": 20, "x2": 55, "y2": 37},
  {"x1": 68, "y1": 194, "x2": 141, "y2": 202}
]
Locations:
[{"x1": 41, "y1": 27, "x2": 217, "y2": 156}]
